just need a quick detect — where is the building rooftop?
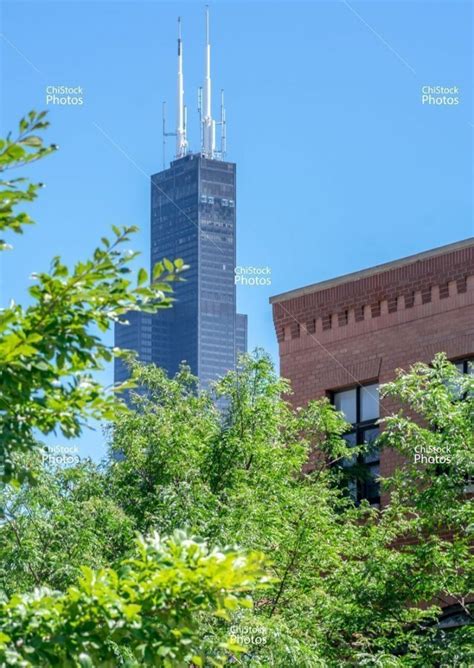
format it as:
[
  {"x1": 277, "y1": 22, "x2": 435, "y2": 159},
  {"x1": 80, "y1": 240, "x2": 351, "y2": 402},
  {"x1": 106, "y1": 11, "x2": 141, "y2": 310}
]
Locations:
[{"x1": 270, "y1": 237, "x2": 474, "y2": 304}]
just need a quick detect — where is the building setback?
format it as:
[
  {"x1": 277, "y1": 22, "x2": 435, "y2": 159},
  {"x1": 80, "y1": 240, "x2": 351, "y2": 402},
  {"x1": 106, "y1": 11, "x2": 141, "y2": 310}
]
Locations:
[{"x1": 270, "y1": 238, "x2": 474, "y2": 505}]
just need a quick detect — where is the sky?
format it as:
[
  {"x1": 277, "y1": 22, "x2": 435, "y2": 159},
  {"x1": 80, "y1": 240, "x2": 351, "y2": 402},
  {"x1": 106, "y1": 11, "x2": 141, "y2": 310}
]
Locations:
[{"x1": 1, "y1": 0, "x2": 473, "y2": 460}]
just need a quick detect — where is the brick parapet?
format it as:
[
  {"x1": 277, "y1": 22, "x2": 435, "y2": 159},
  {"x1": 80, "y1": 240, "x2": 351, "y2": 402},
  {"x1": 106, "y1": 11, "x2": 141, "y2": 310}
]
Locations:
[{"x1": 272, "y1": 244, "x2": 474, "y2": 346}]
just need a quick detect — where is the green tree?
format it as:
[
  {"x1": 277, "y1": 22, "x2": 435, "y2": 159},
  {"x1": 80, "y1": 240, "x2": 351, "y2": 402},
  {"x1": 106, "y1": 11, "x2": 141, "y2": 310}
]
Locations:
[
  {"x1": 107, "y1": 353, "x2": 362, "y2": 665},
  {"x1": 107, "y1": 363, "x2": 221, "y2": 535},
  {"x1": 1, "y1": 113, "x2": 472, "y2": 666},
  {"x1": 0, "y1": 112, "x2": 186, "y2": 488},
  {"x1": 0, "y1": 113, "x2": 268, "y2": 667},
  {"x1": 106, "y1": 353, "x2": 473, "y2": 666},
  {"x1": 0, "y1": 530, "x2": 268, "y2": 667},
  {"x1": 0, "y1": 457, "x2": 133, "y2": 596}
]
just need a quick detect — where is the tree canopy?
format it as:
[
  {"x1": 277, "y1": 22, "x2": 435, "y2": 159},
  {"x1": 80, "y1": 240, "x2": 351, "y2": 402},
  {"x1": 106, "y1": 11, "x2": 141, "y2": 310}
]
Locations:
[
  {"x1": 0, "y1": 113, "x2": 472, "y2": 667},
  {"x1": 0, "y1": 113, "x2": 269, "y2": 667}
]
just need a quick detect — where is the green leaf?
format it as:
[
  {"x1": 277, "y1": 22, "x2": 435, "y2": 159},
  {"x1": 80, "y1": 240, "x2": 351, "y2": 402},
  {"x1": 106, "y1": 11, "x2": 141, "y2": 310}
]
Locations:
[
  {"x1": 20, "y1": 136, "x2": 43, "y2": 147},
  {"x1": 137, "y1": 268, "x2": 148, "y2": 286}
]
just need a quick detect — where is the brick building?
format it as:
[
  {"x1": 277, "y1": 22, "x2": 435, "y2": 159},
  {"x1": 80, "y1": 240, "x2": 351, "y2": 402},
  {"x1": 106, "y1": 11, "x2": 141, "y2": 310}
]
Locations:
[{"x1": 270, "y1": 238, "x2": 474, "y2": 505}]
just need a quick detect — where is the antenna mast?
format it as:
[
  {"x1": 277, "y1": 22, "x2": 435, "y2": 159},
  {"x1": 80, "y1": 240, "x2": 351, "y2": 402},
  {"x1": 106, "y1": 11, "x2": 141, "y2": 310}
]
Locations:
[
  {"x1": 202, "y1": 6, "x2": 216, "y2": 158},
  {"x1": 176, "y1": 16, "x2": 187, "y2": 157},
  {"x1": 163, "y1": 17, "x2": 188, "y2": 166}
]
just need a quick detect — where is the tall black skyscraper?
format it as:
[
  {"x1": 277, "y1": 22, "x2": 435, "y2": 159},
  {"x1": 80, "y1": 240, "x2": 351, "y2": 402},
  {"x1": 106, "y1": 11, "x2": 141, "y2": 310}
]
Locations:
[{"x1": 115, "y1": 9, "x2": 246, "y2": 387}]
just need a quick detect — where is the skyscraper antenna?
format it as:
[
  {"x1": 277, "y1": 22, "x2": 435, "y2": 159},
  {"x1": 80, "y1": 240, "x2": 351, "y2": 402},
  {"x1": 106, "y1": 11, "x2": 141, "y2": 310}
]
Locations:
[
  {"x1": 202, "y1": 5, "x2": 216, "y2": 158},
  {"x1": 176, "y1": 16, "x2": 187, "y2": 157},
  {"x1": 162, "y1": 17, "x2": 188, "y2": 164}
]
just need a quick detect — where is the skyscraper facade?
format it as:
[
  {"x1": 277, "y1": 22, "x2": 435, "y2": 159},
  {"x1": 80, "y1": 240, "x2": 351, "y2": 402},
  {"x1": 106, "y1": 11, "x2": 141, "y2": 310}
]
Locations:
[
  {"x1": 115, "y1": 9, "x2": 246, "y2": 387},
  {"x1": 150, "y1": 153, "x2": 244, "y2": 385}
]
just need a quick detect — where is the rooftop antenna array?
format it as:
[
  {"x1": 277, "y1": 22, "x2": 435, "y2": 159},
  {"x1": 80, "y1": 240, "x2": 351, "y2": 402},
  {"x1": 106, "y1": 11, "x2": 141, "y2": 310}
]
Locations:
[{"x1": 164, "y1": 7, "x2": 226, "y2": 165}]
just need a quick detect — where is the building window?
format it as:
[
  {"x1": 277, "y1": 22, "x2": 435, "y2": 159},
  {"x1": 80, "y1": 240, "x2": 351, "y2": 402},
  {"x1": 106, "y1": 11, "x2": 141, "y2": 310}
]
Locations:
[
  {"x1": 454, "y1": 358, "x2": 473, "y2": 375},
  {"x1": 332, "y1": 383, "x2": 380, "y2": 505},
  {"x1": 448, "y1": 358, "x2": 474, "y2": 400}
]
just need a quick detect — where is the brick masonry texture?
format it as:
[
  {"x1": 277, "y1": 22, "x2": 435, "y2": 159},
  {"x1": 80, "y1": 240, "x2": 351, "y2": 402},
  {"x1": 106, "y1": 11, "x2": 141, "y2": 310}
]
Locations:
[{"x1": 270, "y1": 240, "x2": 474, "y2": 502}]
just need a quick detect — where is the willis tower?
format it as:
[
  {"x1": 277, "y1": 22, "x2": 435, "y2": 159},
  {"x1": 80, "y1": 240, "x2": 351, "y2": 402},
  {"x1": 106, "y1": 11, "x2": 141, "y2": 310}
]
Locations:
[{"x1": 115, "y1": 9, "x2": 247, "y2": 387}]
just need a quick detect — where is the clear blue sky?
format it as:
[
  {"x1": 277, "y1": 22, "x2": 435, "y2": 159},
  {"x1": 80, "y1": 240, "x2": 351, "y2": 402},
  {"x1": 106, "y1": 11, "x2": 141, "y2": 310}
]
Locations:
[{"x1": 1, "y1": 0, "x2": 473, "y2": 459}]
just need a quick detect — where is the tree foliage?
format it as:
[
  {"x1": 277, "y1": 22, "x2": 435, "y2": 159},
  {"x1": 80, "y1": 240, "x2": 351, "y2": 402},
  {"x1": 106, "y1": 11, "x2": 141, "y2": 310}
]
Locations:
[
  {"x1": 0, "y1": 458, "x2": 133, "y2": 597},
  {"x1": 105, "y1": 353, "x2": 474, "y2": 666},
  {"x1": 0, "y1": 111, "x2": 57, "y2": 250},
  {"x1": 0, "y1": 531, "x2": 268, "y2": 667},
  {"x1": 0, "y1": 114, "x2": 472, "y2": 666},
  {"x1": 0, "y1": 114, "x2": 268, "y2": 667},
  {"x1": 0, "y1": 113, "x2": 187, "y2": 487}
]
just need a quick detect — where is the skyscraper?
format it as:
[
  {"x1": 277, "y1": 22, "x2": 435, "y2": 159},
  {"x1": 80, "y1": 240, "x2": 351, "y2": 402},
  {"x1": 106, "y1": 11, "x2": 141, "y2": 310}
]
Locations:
[{"x1": 115, "y1": 9, "x2": 246, "y2": 387}]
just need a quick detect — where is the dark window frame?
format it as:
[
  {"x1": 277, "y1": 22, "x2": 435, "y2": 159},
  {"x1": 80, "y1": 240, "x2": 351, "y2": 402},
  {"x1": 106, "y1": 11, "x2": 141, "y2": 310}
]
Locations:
[
  {"x1": 453, "y1": 358, "x2": 473, "y2": 375},
  {"x1": 331, "y1": 382, "x2": 380, "y2": 505},
  {"x1": 449, "y1": 357, "x2": 474, "y2": 402}
]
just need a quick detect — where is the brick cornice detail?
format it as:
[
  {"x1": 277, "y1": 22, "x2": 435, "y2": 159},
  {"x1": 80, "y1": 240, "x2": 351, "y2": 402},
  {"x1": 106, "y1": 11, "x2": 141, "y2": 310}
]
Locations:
[{"x1": 273, "y1": 246, "x2": 474, "y2": 343}]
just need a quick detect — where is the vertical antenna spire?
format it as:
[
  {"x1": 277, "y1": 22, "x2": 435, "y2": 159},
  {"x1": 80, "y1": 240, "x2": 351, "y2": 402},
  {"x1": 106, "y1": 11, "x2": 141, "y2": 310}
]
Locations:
[
  {"x1": 202, "y1": 5, "x2": 215, "y2": 158},
  {"x1": 176, "y1": 16, "x2": 187, "y2": 157}
]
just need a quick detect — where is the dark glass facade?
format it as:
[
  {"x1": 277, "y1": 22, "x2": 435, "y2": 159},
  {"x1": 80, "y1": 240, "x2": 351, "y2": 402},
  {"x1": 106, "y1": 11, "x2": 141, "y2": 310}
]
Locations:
[
  {"x1": 114, "y1": 153, "x2": 246, "y2": 387},
  {"x1": 236, "y1": 313, "x2": 248, "y2": 364}
]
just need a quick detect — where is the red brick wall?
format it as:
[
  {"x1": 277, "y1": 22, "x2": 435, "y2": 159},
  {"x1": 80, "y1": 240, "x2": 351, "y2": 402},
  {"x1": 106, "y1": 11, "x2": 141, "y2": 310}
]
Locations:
[{"x1": 271, "y1": 243, "x2": 474, "y2": 487}]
